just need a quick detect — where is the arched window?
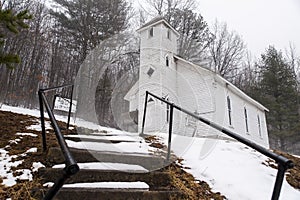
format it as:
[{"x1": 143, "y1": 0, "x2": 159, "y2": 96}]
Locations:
[
  {"x1": 149, "y1": 27, "x2": 154, "y2": 38},
  {"x1": 257, "y1": 115, "x2": 262, "y2": 138},
  {"x1": 227, "y1": 96, "x2": 232, "y2": 126},
  {"x1": 167, "y1": 29, "x2": 171, "y2": 40},
  {"x1": 165, "y1": 56, "x2": 169, "y2": 67},
  {"x1": 244, "y1": 107, "x2": 249, "y2": 133}
]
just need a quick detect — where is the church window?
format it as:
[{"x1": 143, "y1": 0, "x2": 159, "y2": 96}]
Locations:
[
  {"x1": 149, "y1": 27, "x2": 154, "y2": 37},
  {"x1": 257, "y1": 115, "x2": 262, "y2": 138},
  {"x1": 244, "y1": 107, "x2": 249, "y2": 133},
  {"x1": 227, "y1": 96, "x2": 232, "y2": 126},
  {"x1": 166, "y1": 56, "x2": 169, "y2": 67},
  {"x1": 167, "y1": 29, "x2": 171, "y2": 40},
  {"x1": 147, "y1": 67, "x2": 155, "y2": 77}
]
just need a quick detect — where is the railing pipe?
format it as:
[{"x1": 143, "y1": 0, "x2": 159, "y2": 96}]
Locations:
[
  {"x1": 40, "y1": 92, "x2": 78, "y2": 169},
  {"x1": 38, "y1": 84, "x2": 78, "y2": 200},
  {"x1": 271, "y1": 163, "x2": 287, "y2": 200},
  {"x1": 167, "y1": 104, "x2": 174, "y2": 161},
  {"x1": 67, "y1": 85, "x2": 74, "y2": 130},
  {"x1": 38, "y1": 91, "x2": 47, "y2": 152},
  {"x1": 43, "y1": 170, "x2": 69, "y2": 200},
  {"x1": 141, "y1": 91, "x2": 149, "y2": 136},
  {"x1": 144, "y1": 91, "x2": 293, "y2": 200},
  {"x1": 52, "y1": 94, "x2": 58, "y2": 112},
  {"x1": 39, "y1": 84, "x2": 73, "y2": 93}
]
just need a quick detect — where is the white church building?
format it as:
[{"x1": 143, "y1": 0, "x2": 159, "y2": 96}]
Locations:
[{"x1": 124, "y1": 17, "x2": 270, "y2": 148}]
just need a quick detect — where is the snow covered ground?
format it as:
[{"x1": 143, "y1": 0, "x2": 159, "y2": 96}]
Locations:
[{"x1": 1, "y1": 105, "x2": 299, "y2": 199}]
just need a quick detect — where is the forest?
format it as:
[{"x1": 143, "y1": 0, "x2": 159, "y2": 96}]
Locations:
[{"x1": 0, "y1": 0, "x2": 300, "y2": 154}]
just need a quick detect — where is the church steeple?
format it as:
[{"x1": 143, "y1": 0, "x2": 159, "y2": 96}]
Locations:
[
  {"x1": 137, "y1": 16, "x2": 179, "y2": 55},
  {"x1": 136, "y1": 17, "x2": 180, "y2": 132}
]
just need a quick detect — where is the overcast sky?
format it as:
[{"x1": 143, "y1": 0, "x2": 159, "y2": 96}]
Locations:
[
  {"x1": 133, "y1": 0, "x2": 300, "y2": 58},
  {"x1": 48, "y1": 0, "x2": 300, "y2": 58},
  {"x1": 197, "y1": 0, "x2": 300, "y2": 58}
]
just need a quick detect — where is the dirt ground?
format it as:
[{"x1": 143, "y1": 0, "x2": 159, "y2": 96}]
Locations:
[
  {"x1": 0, "y1": 110, "x2": 299, "y2": 199},
  {"x1": 0, "y1": 110, "x2": 226, "y2": 199}
]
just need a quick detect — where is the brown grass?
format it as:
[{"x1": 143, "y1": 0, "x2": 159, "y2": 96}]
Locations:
[
  {"x1": 0, "y1": 110, "x2": 71, "y2": 199},
  {"x1": 164, "y1": 163, "x2": 226, "y2": 200},
  {"x1": 273, "y1": 150, "x2": 300, "y2": 190}
]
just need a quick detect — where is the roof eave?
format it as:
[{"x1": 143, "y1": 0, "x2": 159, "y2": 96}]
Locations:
[{"x1": 136, "y1": 19, "x2": 180, "y2": 37}]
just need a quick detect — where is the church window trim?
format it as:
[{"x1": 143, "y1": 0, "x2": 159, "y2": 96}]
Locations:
[{"x1": 227, "y1": 96, "x2": 232, "y2": 126}]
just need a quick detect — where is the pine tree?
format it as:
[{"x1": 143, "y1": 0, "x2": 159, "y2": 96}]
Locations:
[
  {"x1": 256, "y1": 46, "x2": 299, "y2": 149},
  {"x1": 0, "y1": 5, "x2": 32, "y2": 68}
]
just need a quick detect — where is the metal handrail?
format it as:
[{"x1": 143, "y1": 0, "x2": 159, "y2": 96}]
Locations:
[
  {"x1": 38, "y1": 84, "x2": 79, "y2": 200},
  {"x1": 141, "y1": 91, "x2": 294, "y2": 200}
]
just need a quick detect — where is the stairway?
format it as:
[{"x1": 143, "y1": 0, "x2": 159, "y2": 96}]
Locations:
[{"x1": 35, "y1": 132, "x2": 185, "y2": 200}]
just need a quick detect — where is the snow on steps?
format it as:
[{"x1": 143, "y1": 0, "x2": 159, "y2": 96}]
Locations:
[
  {"x1": 34, "y1": 131, "x2": 184, "y2": 199},
  {"x1": 47, "y1": 147, "x2": 166, "y2": 171},
  {"x1": 38, "y1": 168, "x2": 172, "y2": 189}
]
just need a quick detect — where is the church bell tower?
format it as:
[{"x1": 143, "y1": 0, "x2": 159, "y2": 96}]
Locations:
[{"x1": 137, "y1": 17, "x2": 180, "y2": 132}]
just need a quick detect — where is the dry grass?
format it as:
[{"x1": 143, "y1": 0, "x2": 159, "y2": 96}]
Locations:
[
  {"x1": 164, "y1": 163, "x2": 226, "y2": 200},
  {"x1": 273, "y1": 150, "x2": 300, "y2": 190},
  {"x1": 1, "y1": 178, "x2": 44, "y2": 200},
  {"x1": 0, "y1": 110, "x2": 72, "y2": 199}
]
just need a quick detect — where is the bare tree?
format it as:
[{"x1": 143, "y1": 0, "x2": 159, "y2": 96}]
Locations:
[
  {"x1": 285, "y1": 43, "x2": 300, "y2": 80},
  {"x1": 138, "y1": 0, "x2": 212, "y2": 65},
  {"x1": 141, "y1": 0, "x2": 196, "y2": 20},
  {"x1": 208, "y1": 21, "x2": 246, "y2": 81}
]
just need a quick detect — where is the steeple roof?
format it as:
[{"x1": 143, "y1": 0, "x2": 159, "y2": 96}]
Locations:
[{"x1": 137, "y1": 16, "x2": 180, "y2": 37}]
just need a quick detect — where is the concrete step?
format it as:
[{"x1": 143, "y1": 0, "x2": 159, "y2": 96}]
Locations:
[
  {"x1": 37, "y1": 188, "x2": 185, "y2": 200},
  {"x1": 47, "y1": 147, "x2": 166, "y2": 171},
  {"x1": 64, "y1": 136, "x2": 137, "y2": 144},
  {"x1": 38, "y1": 168, "x2": 172, "y2": 189}
]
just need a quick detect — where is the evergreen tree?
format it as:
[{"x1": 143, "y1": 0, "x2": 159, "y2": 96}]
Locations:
[
  {"x1": 0, "y1": 5, "x2": 32, "y2": 68},
  {"x1": 167, "y1": 8, "x2": 213, "y2": 65},
  {"x1": 51, "y1": 0, "x2": 130, "y2": 65},
  {"x1": 256, "y1": 46, "x2": 299, "y2": 149}
]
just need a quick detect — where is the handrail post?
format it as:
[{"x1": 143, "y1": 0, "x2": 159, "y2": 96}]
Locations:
[
  {"x1": 38, "y1": 90, "x2": 47, "y2": 152},
  {"x1": 167, "y1": 104, "x2": 174, "y2": 161},
  {"x1": 52, "y1": 94, "x2": 58, "y2": 112},
  {"x1": 67, "y1": 85, "x2": 74, "y2": 130},
  {"x1": 141, "y1": 91, "x2": 149, "y2": 136},
  {"x1": 271, "y1": 163, "x2": 287, "y2": 200}
]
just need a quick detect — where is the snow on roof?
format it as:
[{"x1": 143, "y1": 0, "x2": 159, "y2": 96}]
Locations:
[
  {"x1": 174, "y1": 55, "x2": 269, "y2": 112},
  {"x1": 137, "y1": 16, "x2": 180, "y2": 37}
]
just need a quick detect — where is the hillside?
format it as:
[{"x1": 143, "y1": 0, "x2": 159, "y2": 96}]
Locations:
[{"x1": 0, "y1": 105, "x2": 299, "y2": 199}]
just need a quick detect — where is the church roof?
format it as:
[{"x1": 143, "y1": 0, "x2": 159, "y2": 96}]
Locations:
[
  {"x1": 174, "y1": 55, "x2": 269, "y2": 112},
  {"x1": 137, "y1": 16, "x2": 180, "y2": 37}
]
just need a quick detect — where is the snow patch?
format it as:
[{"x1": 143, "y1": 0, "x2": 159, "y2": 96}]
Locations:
[
  {"x1": 16, "y1": 133, "x2": 38, "y2": 137},
  {"x1": 52, "y1": 162, "x2": 148, "y2": 172},
  {"x1": 32, "y1": 162, "x2": 45, "y2": 172},
  {"x1": 25, "y1": 148, "x2": 37, "y2": 153},
  {"x1": 65, "y1": 140, "x2": 151, "y2": 154},
  {"x1": 62, "y1": 182, "x2": 149, "y2": 189},
  {"x1": 0, "y1": 149, "x2": 24, "y2": 186},
  {"x1": 27, "y1": 122, "x2": 51, "y2": 131}
]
